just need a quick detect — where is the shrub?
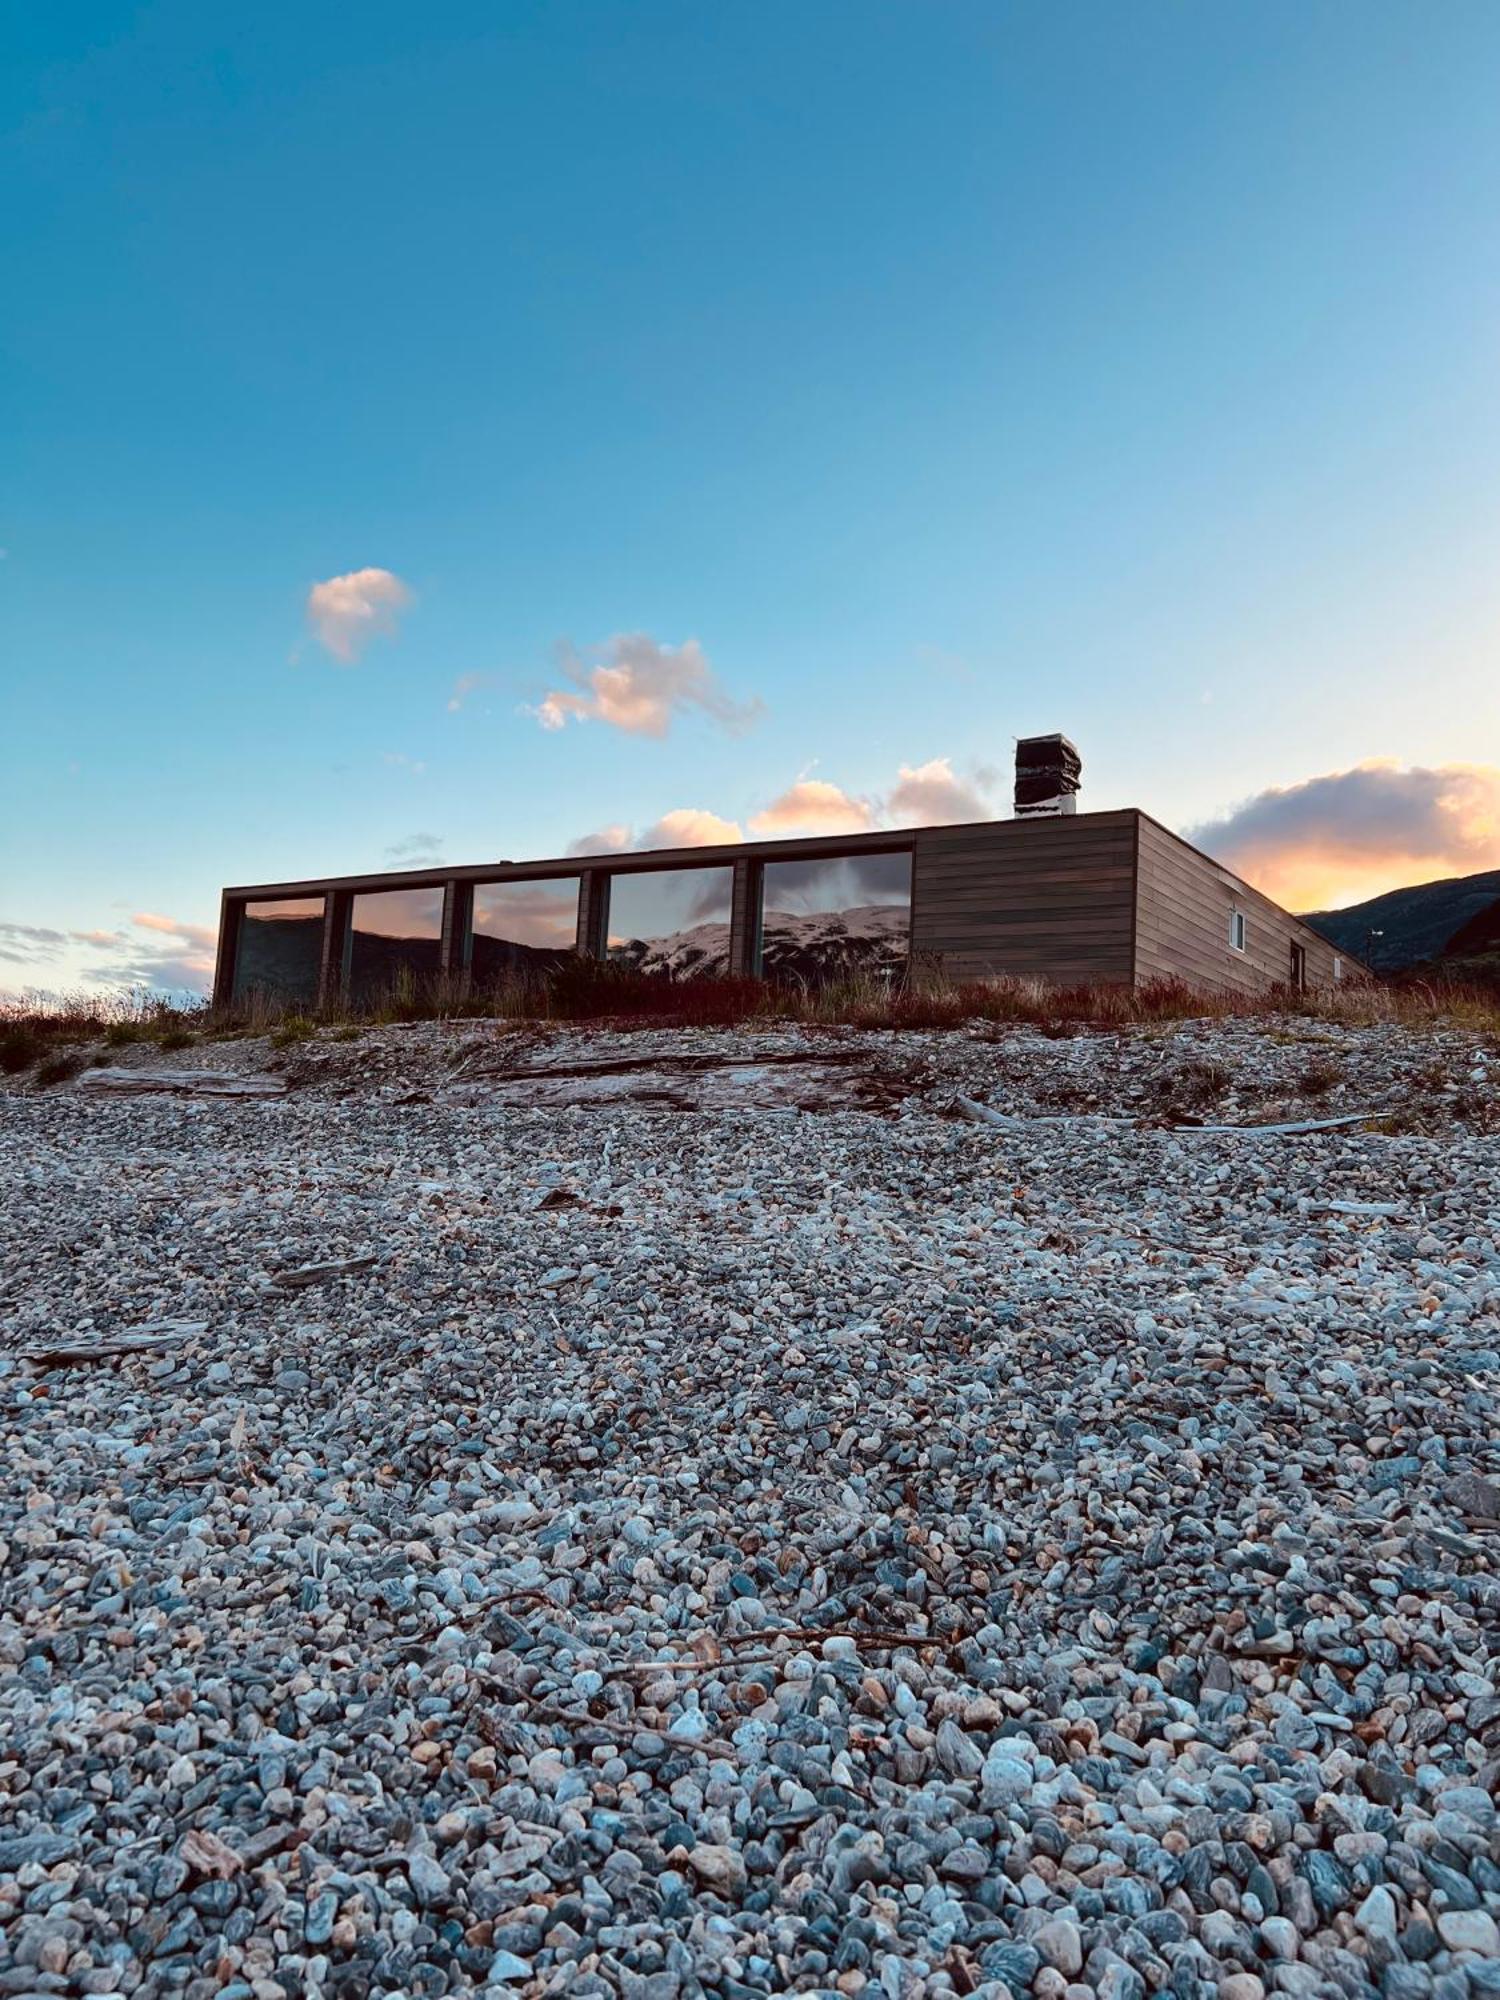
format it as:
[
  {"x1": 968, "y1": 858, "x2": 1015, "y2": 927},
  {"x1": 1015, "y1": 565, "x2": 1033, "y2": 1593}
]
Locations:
[
  {"x1": 1158, "y1": 1058, "x2": 1232, "y2": 1111},
  {"x1": 270, "y1": 1016, "x2": 315, "y2": 1048},
  {"x1": 158, "y1": 1028, "x2": 197, "y2": 1050},
  {"x1": 35, "y1": 1051, "x2": 85, "y2": 1088},
  {"x1": 1297, "y1": 1058, "x2": 1342, "y2": 1097},
  {"x1": 1, "y1": 1028, "x2": 45, "y2": 1074},
  {"x1": 542, "y1": 957, "x2": 767, "y2": 1026}
]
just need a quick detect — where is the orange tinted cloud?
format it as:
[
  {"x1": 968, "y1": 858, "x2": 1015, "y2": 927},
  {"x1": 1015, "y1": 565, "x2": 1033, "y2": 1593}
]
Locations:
[
  {"x1": 567, "y1": 755, "x2": 999, "y2": 858},
  {"x1": 639, "y1": 808, "x2": 744, "y2": 848},
  {"x1": 749, "y1": 778, "x2": 876, "y2": 836},
  {"x1": 530, "y1": 634, "x2": 760, "y2": 738},
  {"x1": 567, "y1": 825, "x2": 633, "y2": 856},
  {"x1": 887, "y1": 757, "x2": 996, "y2": 826},
  {"x1": 1191, "y1": 761, "x2": 1500, "y2": 910},
  {"x1": 306, "y1": 567, "x2": 412, "y2": 662},
  {"x1": 133, "y1": 912, "x2": 218, "y2": 950}
]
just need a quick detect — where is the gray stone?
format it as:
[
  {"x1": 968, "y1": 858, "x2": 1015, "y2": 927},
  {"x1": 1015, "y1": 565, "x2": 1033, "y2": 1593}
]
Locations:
[
  {"x1": 1435, "y1": 1911, "x2": 1499, "y2": 1957},
  {"x1": 1034, "y1": 1918, "x2": 1083, "y2": 1977}
]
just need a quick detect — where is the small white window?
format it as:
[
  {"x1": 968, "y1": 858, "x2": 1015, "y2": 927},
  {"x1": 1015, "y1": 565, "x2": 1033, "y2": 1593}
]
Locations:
[
  {"x1": 1334, "y1": 954, "x2": 1344, "y2": 981},
  {"x1": 1228, "y1": 909, "x2": 1246, "y2": 953}
]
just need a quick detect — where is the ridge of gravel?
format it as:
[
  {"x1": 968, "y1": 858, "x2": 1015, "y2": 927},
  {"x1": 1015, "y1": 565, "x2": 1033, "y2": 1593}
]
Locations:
[{"x1": 1, "y1": 1017, "x2": 1497, "y2": 2000}]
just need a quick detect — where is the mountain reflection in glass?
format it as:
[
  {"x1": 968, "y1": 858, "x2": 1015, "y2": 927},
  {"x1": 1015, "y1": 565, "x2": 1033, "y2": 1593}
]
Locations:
[
  {"x1": 348, "y1": 888, "x2": 444, "y2": 1005},
  {"x1": 760, "y1": 854, "x2": 911, "y2": 985},
  {"x1": 233, "y1": 898, "x2": 326, "y2": 1004},
  {"x1": 471, "y1": 880, "x2": 579, "y2": 984},
  {"x1": 606, "y1": 868, "x2": 734, "y2": 975}
]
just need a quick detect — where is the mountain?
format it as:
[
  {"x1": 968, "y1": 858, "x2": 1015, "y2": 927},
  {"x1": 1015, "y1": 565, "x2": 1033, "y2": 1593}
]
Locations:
[
  {"x1": 759, "y1": 903, "x2": 911, "y2": 982},
  {"x1": 1302, "y1": 869, "x2": 1500, "y2": 972},
  {"x1": 612, "y1": 904, "x2": 911, "y2": 984}
]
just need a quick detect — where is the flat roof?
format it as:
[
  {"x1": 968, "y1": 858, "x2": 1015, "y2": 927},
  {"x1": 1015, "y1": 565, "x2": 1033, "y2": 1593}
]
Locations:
[{"x1": 224, "y1": 808, "x2": 1140, "y2": 900}]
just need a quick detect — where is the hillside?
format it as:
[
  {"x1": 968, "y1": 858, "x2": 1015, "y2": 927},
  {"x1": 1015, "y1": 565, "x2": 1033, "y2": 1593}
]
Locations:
[{"x1": 1303, "y1": 866, "x2": 1500, "y2": 971}]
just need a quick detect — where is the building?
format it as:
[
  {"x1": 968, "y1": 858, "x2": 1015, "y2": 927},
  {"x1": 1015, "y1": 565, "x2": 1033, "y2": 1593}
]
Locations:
[{"x1": 212, "y1": 737, "x2": 1345, "y2": 1007}]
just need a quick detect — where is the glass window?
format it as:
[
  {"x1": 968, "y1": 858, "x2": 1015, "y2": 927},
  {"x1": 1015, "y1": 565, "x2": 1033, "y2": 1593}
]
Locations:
[
  {"x1": 1228, "y1": 909, "x2": 1247, "y2": 953},
  {"x1": 232, "y1": 898, "x2": 325, "y2": 1005},
  {"x1": 761, "y1": 853, "x2": 911, "y2": 986},
  {"x1": 472, "y1": 880, "x2": 579, "y2": 982},
  {"x1": 606, "y1": 867, "x2": 733, "y2": 975},
  {"x1": 349, "y1": 888, "x2": 444, "y2": 1004}
]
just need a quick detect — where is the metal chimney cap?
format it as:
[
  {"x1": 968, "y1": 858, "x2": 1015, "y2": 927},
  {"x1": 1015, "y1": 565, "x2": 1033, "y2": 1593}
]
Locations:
[{"x1": 1015, "y1": 732, "x2": 1082, "y2": 765}]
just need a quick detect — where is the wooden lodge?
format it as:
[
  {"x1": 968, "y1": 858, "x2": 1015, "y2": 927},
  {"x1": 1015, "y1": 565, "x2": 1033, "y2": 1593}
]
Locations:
[{"x1": 212, "y1": 738, "x2": 1346, "y2": 1007}]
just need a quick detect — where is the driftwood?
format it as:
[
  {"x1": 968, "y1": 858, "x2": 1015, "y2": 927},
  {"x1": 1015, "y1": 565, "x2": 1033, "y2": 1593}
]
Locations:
[
  {"x1": 271, "y1": 1255, "x2": 378, "y2": 1290},
  {"x1": 952, "y1": 1093, "x2": 1386, "y2": 1142},
  {"x1": 950, "y1": 1093, "x2": 1129, "y2": 1133},
  {"x1": 24, "y1": 1319, "x2": 207, "y2": 1368},
  {"x1": 951, "y1": 1094, "x2": 1029, "y2": 1132},
  {"x1": 81, "y1": 1067, "x2": 287, "y2": 1098},
  {"x1": 1175, "y1": 1111, "x2": 1382, "y2": 1137},
  {"x1": 1307, "y1": 1199, "x2": 1402, "y2": 1217}
]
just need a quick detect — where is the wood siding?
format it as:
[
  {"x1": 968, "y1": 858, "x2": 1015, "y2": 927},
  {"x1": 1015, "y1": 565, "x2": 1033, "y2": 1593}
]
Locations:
[
  {"x1": 1133, "y1": 815, "x2": 1343, "y2": 993},
  {"x1": 910, "y1": 812, "x2": 1137, "y2": 984},
  {"x1": 216, "y1": 808, "x2": 1348, "y2": 1000}
]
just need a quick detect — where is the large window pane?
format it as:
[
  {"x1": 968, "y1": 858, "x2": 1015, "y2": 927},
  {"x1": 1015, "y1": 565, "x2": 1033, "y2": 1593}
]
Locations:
[
  {"x1": 233, "y1": 898, "x2": 325, "y2": 1005},
  {"x1": 472, "y1": 880, "x2": 578, "y2": 982},
  {"x1": 761, "y1": 854, "x2": 911, "y2": 985},
  {"x1": 607, "y1": 867, "x2": 733, "y2": 975},
  {"x1": 349, "y1": 888, "x2": 443, "y2": 1004}
]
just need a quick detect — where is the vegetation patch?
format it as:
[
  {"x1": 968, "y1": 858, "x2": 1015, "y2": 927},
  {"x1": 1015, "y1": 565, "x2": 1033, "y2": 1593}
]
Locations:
[
  {"x1": 34, "y1": 1051, "x2": 86, "y2": 1088},
  {"x1": 0, "y1": 1028, "x2": 45, "y2": 1075},
  {"x1": 7, "y1": 963, "x2": 1500, "y2": 1050}
]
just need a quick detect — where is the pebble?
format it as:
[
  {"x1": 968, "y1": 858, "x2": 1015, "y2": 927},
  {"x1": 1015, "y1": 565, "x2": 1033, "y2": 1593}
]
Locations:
[
  {"x1": 1035, "y1": 1917, "x2": 1085, "y2": 1976},
  {"x1": 1435, "y1": 1911, "x2": 1499, "y2": 1957},
  {"x1": 2, "y1": 1014, "x2": 1498, "y2": 1995}
]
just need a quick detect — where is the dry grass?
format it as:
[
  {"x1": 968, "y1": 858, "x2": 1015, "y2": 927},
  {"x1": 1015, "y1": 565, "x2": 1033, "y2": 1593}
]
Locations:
[
  {"x1": 1152, "y1": 1057, "x2": 1234, "y2": 1118},
  {"x1": 3, "y1": 964, "x2": 1500, "y2": 1073},
  {"x1": 1296, "y1": 1057, "x2": 1344, "y2": 1097}
]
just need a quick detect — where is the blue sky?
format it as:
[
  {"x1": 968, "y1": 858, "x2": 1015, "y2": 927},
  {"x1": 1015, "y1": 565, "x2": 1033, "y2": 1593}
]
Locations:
[{"x1": 4, "y1": 1, "x2": 1500, "y2": 991}]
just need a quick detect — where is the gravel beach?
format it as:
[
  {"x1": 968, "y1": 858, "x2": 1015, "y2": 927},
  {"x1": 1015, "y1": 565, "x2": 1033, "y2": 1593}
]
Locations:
[{"x1": 2, "y1": 1015, "x2": 1498, "y2": 2000}]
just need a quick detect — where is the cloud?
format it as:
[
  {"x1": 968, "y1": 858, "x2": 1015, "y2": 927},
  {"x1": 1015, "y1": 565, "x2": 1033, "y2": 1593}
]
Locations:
[
  {"x1": 564, "y1": 754, "x2": 999, "y2": 863},
  {"x1": 0, "y1": 914, "x2": 219, "y2": 999},
  {"x1": 306, "y1": 567, "x2": 412, "y2": 663},
  {"x1": 382, "y1": 751, "x2": 428, "y2": 775},
  {"x1": 0, "y1": 920, "x2": 69, "y2": 967},
  {"x1": 759, "y1": 852, "x2": 912, "y2": 911},
  {"x1": 749, "y1": 778, "x2": 876, "y2": 837},
  {"x1": 639, "y1": 808, "x2": 744, "y2": 849},
  {"x1": 566, "y1": 825, "x2": 633, "y2": 857},
  {"x1": 887, "y1": 757, "x2": 997, "y2": 825},
  {"x1": 58, "y1": 914, "x2": 220, "y2": 995},
  {"x1": 133, "y1": 912, "x2": 217, "y2": 950},
  {"x1": 564, "y1": 809, "x2": 744, "y2": 856},
  {"x1": 384, "y1": 833, "x2": 445, "y2": 868},
  {"x1": 447, "y1": 672, "x2": 491, "y2": 712},
  {"x1": 1190, "y1": 761, "x2": 1500, "y2": 909},
  {"x1": 529, "y1": 634, "x2": 761, "y2": 738}
]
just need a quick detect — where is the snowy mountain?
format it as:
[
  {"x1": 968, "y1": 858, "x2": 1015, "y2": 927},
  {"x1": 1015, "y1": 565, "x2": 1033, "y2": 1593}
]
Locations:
[{"x1": 611, "y1": 903, "x2": 911, "y2": 983}]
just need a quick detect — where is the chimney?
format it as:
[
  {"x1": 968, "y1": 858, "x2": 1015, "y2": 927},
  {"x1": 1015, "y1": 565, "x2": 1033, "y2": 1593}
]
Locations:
[{"x1": 1014, "y1": 734, "x2": 1082, "y2": 818}]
